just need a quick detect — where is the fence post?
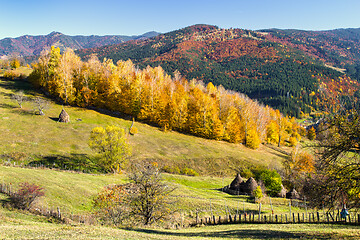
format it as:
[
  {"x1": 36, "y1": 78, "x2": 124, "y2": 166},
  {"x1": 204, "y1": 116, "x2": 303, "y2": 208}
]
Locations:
[
  {"x1": 293, "y1": 213, "x2": 295, "y2": 223},
  {"x1": 57, "y1": 207, "x2": 61, "y2": 219},
  {"x1": 289, "y1": 200, "x2": 292, "y2": 222},
  {"x1": 180, "y1": 210, "x2": 183, "y2": 227},
  {"x1": 317, "y1": 212, "x2": 320, "y2": 222},
  {"x1": 212, "y1": 215, "x2": 216, "y2": 224},
  {"x1": 275, "y1": 215, "x2": 278, "y2": 223},
  {"x1": 258, "y1": 202, "x2": 261, "y2": 222},
  {"x1": 358, "y1": 214, "x2": 360, "y2": 224},
  {"x1": 285, "y1": 214, "x2": 288, "y2": 223},
  {"x1": 196, "y1": 210, "x2": 199, "y2": 225},
  {"x1": 239, "y1": 214, "x2": 242, "y2": 223}
]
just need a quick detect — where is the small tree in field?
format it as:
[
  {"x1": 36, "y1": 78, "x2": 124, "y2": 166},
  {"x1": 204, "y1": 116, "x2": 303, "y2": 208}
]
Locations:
[
  {"x1": 89, "y1": 125, "x2": 131, "y2": 173},
  {"x1": 10, "y1": 182, "x2": 45, "y2": 210},
  {"x1": 128, "y1": 163, "x2": 174, "y2": 225},
  {"x1": 32, "y1": 97, "x2": 50, "y2": 115},
  {"x1": 11, "y1": 91, "x2": 27, "y2": 108}
]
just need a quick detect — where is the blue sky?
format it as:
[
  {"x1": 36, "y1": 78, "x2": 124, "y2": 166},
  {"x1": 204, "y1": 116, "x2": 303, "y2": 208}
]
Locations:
[{"x1": 1, "y1": 0, "x2": 360, "y2": 39}]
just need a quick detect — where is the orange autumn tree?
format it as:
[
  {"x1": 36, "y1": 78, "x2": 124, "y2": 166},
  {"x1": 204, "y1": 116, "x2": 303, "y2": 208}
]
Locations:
[{"x1": 29, "y1": 50, "x2": 302, "y2": 149}]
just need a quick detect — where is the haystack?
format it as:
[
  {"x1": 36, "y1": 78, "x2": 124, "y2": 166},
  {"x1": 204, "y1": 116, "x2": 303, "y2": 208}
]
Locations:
[
  {"x1": 58, "y1": 109, "x2": 70, "y2": 123},
  {"x1": 286, "y1": 188, "x2": 300, "y2": 199},
  {"x1": 229, "y1": 173, "x2": 244, "y2": 191},
  {"x1": 244, "y1": 177, "x2": 258, "y2": 195},
  {"x1": 278, "y1": 185, "x2": 287, "y2": 198}
]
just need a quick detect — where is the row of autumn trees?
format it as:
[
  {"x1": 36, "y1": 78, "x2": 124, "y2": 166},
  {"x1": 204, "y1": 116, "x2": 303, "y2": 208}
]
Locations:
[{"x1": 29, "y1": 47, "x2": 303, "y2": 149}]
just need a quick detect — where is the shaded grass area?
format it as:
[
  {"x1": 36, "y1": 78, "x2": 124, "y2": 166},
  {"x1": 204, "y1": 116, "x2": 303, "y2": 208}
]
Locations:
[{"x1": 0, "y1": 205, "x2": 359, "y2": 240}]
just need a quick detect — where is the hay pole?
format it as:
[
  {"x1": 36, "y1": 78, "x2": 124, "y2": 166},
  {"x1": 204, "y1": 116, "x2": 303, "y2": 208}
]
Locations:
[
  {"x1": 236, "y1": 198, "x2": 239, "y2": 215},
  {"x1": 289, "y1": 200, "x2": 292, "y2": 222},
  {"x1": 258, "y1": 202, "x2": 261, "y2": 222},
  {"x1": 304, "y1": 196, "x2": 308, "y2": 221}
]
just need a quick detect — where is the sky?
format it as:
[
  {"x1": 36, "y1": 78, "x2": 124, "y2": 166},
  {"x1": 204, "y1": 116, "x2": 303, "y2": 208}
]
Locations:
[{"x1": 1, "y1": 0, "x2": 360, "y2": 39}]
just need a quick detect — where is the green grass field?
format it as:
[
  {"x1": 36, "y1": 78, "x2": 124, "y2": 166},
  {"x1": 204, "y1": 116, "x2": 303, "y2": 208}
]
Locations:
[
  {"x1": 2, "y1": 73, "x2": 358, "y2": 239},
  {"x1": 0, "y1": 76, "x2": 289, "y2": 175},
  {"x1": 1, "y1": 206, "x2": 359, "y2": 240}
]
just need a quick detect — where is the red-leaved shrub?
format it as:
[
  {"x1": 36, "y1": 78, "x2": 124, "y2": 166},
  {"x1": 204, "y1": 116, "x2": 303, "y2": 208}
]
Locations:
[{"x1": 10, "y1": 182, "x2": 45, "y2": 210}]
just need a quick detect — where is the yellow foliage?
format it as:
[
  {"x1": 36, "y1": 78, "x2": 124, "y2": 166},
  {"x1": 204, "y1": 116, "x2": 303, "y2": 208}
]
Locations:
[{"x1": 246, "y1": 127, "x2": 261, "y2": 149}]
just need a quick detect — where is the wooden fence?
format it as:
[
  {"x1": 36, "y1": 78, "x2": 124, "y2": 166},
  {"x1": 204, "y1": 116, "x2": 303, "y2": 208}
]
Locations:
[
  {"x1": 0, "y1": 183, "x2": 96, "y2": 225},
  {"x1": 2, "y1": 182, "x2": 360, "y2": 228},
  {"x1": 192, "y1": 211, "x2": 360, "y2": 226}
]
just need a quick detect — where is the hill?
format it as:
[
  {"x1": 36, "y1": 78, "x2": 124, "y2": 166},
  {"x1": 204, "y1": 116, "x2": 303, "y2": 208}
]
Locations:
[
  {"x1": 0, "y1": 31, "x2": 160, "y2": 57},
  {"x1": 0, "y1": 76, "x2": 288, "y2": 176},
  {"x1": 77, "y1": 25, "x2": 360, "y2": 117}
]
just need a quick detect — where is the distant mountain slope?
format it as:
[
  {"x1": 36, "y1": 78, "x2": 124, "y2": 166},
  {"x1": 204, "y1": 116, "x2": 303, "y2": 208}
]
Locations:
[
  {"x1": 260, "y1": 28, "x2": 360, "y2": 67},
  {"x1": 77, "y1": 24, "x2": 359, "y2": 117},
  {"x1": 0, "y1": 31, "x2": 160, "y2": 57}
]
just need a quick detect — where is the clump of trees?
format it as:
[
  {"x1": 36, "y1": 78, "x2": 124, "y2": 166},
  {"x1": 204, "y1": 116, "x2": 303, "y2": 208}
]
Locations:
[
  {"x1": 89, "y1": 125, "x2": 131, "y2": 173},
  {"x1": 304, "y1": 109, "x2": 360, "y2": 209},
  {"x1": 29, "y1": 47, "x2": 302, "y2": 149},
  {"x1": 93, "y1": 163, "x2": 174, "y2": 226}
]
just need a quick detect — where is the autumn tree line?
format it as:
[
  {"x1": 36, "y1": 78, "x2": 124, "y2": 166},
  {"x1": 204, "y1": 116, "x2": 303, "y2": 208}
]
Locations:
[{"x1": 29, "y1": 47, "x2": 303, "y2": 149}]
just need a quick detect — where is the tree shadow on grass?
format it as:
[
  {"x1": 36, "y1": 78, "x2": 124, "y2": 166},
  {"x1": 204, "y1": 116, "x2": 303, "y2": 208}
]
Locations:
[
  {"x1": 126, "y1": 227, "x2": 332, "y2": 239},
  {"x1": 0, "y1": 103, "x2": 17, "y2": 109},
  {"x1": 0, "y1": 77, "x2": 36, "y2": 93},
  {"x1": 27, "y1": 153, "x2": 100, "y2": 173}
]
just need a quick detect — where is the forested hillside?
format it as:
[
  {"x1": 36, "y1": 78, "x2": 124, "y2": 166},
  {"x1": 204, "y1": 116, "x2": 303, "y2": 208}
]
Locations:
[
  {"x1": 29, "y1": 47, "x2": 303, "y2": 149},
  {"x1": 77, "y1": 25, "x2": 360, "y2": 117}
]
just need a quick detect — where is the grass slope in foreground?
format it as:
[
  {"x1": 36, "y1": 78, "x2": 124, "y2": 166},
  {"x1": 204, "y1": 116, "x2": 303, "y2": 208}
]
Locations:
[
  {"x1": 0, "y1": 165, "x2": 359, "y2": 239},
  {"x1": 0, "y1": 207, "x2": 359, "y2": 240}
]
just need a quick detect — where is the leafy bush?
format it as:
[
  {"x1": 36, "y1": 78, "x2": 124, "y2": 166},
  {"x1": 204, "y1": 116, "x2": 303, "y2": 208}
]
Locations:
[
  {"x1": 180, "y1": 167, "x2": 199, "y2": 176},
  {"x1": 289, "y1": 136, "x2": 298, "y2": 147},
  {"x1": 254, "y1": 169, "x2": 282, "y2": 197},
  {"x1": 129, "y1": 126, "x2": 138, "y2": 135},
  {"x1": 162, "y1": 166, "x2": 198, "y2": 176},
  {"x1": 238, "y1": 167, "x2": 254, "y2": 179},
  {"x1": 10, "y1": 182, "x2": 45, "y2": 210},
  {"x1": 161, "y1": 165, "x2": 180, "y2": 174},
  {"x1": 3, "y1": 70, "x2": 20, "y2": 80},
  {"x1": 93, "y1": 184, "x2": 130, "y2": 225},
  {"x1": 307, "y1": 127, "x2": 316, "y2": 140},
  {"x1": 253, "y1": 186, "x2": 263, "y2": 202}
]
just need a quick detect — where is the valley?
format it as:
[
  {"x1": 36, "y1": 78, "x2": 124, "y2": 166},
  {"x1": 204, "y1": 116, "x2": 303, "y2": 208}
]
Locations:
[{"x1": 1, "y1": 22, "x2": 360, "y2": 239}]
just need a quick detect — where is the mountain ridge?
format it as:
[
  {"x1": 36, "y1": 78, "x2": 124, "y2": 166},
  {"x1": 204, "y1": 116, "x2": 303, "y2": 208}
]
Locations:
[
  {"x1": 77, "y1": 24, "x2": 360, "y2": 116},
  {"x1": 0, "y1": 31, "x2": 161, "y2": 57}
]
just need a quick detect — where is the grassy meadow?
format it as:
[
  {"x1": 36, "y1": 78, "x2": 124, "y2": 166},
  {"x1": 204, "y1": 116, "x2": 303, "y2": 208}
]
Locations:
[
  {"x1": 1, "y1": 206, "x2": 359, "y2": 240},
  {"x1": 1, "y1": 73, "x2": 359, "y2": 239},
  {"x1": 0, "y1": 76, "x2": 289, "y2": 175}
]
